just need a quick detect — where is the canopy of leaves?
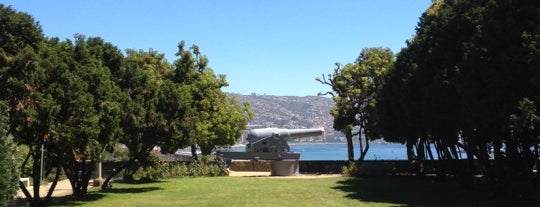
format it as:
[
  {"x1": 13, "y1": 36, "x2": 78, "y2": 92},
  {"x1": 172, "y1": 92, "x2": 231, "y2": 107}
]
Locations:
[{"x1": 376, "y1": 0, "x2": 540, "y2": 194}]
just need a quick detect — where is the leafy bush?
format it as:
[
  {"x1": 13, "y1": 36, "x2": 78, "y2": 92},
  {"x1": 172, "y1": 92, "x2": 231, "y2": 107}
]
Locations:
[
  {"x1": 162, "y1": 162, "x2": 189, "y2": 178},
  {"x1": 132, "y1": 154, "x2": 228, "y2": 182},
  {"x1": 0, "y1": 101, "x2": 18, "y2": 206},
  {"x1": 187, "y1": 155, "x2": 228, "y2": 177},
  {"x1": 133, "y1": 154, "x2": 166, "y2": 182},
  {"x1": 341, "y1": 161, "x2": 361, "y2": 177}
]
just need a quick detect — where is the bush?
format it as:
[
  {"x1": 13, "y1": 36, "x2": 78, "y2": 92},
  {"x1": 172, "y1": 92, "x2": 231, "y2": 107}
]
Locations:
[
  {"x1": 0, "y1": 101, "x2": 18, "y2": 206},
  {"x1": 133, "y1": 154, "x2": 166, "y2": 182},
  {"x1": 341, "y1": 161, "x2": 361, "y2": 177},
  {"x1": 131, "y1": 154, "x2": 229, "y2": 182},
  {"x1": 187, "y1": 155, "x2": 228, "y2": 177}
]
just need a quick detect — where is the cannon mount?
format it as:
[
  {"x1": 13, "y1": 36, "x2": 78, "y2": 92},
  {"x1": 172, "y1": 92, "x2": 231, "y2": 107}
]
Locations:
[{"x1": 219, "y1": 127, "x2": 325, "y2": 176}]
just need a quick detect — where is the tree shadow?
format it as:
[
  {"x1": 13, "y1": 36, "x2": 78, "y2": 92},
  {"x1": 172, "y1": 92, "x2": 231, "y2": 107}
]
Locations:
[
  {"x1": 103, "y1": 186, "x2": 163, "y2": 194},
  {"x1": 50, "y1": 193, "x2": 107, "y2": 206},
  {"x1": 49, "y1": 186, "x2": 162, "y2": 206},
  {"x1": 333, "y1": 177, "x2": 515, "y2": 207}
]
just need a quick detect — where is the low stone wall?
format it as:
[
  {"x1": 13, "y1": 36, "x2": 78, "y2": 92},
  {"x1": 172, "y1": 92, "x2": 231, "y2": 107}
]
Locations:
[
  {"x1": 229, "y1": 160, "x2": 412, "y2": 175},
  {"x1": 299, "y1": 160, "x2": 349, "y2": 174},
  {"x1": 229, "y1": 160, "x2": 271, "y2": 171}
]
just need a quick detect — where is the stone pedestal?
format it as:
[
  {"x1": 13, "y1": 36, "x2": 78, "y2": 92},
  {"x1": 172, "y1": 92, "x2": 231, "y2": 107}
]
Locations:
[
  {"x1": 93, "y1": 162, "x2": 103, "y2": 187},
  {"x1": 270, "y1": 160, "x2": 299, "y2": 176}
]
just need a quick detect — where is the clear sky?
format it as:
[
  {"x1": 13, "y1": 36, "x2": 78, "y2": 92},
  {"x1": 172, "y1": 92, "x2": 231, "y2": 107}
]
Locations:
[{"x1": 3, "y1": 0, "x2": 431, "y2": 96}]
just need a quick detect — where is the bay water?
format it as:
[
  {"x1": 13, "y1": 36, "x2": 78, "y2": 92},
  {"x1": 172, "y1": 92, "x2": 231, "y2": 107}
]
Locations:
[{"x1": 231, "y1": 143, "x2": 408, "y2": 160}]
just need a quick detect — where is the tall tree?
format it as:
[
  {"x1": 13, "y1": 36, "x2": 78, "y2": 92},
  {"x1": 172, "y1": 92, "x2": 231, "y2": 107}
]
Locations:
[
  {"x1": 0, "y1": 5, "x2": 55, "y2": 206},
  {"x1": 53, "y1": 36, "x2": 124, "y2": 196},
  {"x1": 173, "y1": 42, "x2": 252, "y2": 156},
  {"x1": 377, "y1": 0, "x2": 540, "y2": 195},
  {"x1": 318, "y1": 47, "x2": 393, "y2": 162},
  {"x1": 104, "y1": 49, "x2": 178, "y2": 182}
]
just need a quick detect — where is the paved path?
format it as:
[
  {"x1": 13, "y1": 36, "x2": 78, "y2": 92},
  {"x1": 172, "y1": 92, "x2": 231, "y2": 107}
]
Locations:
[{"x1": 16, "y1": 179, "x2": 90, "y2": 199}]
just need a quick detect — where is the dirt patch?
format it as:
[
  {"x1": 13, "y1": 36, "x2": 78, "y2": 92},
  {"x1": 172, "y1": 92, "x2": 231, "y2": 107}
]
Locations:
[{"x1": 16, "y1": 179, "x2": 95, "y2": 199}]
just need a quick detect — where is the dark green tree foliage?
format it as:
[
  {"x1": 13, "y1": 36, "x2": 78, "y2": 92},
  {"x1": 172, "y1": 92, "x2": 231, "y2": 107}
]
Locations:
[
  {"x1": 0, "y1": 5, "x2": 55, "y2": 206},
  {"x1": 1, "y1": 4, "x2": 251, "y2": 205},
  {"x1": 318, "y1": 63, "x2": 359, "y2": 161},
  {"x1": 53, "y1": 36, "x2": 124, "y2": 196},
  {"x1": 173, "y1": 42, "x2": 252, "y2": 156},
  {"x1": 1, "y1": 5, "x2": 125, "y2": 203},
  {"x1": 377, "y1": 0, "x2": 540, "y2": 196},
  {"x1": 318, "y1": 47, "x2": 393, "y2": 162},
  {"x1": 0, "y1": 101, "x2": 18, "y2": 207},
  {"x1": 104, "y1": 49, "x2": 180, "y2": 183}
]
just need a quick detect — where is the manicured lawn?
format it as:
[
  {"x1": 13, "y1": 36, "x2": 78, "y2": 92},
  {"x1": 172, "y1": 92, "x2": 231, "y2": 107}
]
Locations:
[{"x1": 51, "y1": 176, "x2": 514, "y2": 207}]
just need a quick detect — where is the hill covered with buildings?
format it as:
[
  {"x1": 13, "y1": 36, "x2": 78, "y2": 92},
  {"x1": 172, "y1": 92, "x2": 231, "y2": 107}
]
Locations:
[{"x1": 229, "y1": 93, "x2": 343, "y2": 142}]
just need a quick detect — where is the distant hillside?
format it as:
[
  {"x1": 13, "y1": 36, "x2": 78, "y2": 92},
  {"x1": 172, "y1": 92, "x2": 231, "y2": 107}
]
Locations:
[{"x1": 228, "y1": 93, "x2": 342, "y2": 142}]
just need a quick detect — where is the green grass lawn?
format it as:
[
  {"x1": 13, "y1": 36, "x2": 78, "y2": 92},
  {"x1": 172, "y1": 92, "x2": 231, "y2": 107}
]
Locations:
[{"x1": 50, "y1": 176, "x2": 516, "y2": 207}]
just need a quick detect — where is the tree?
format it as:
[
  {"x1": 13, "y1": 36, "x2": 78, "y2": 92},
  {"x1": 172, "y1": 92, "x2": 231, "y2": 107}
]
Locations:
[
  {"x1": 102, "y1": 48, "x2": 181, "y2": 184},
  {"x1": 318, "y1": 47, "x2": 393, "y2": 162},
  {"x1": 317, "y1": 63, "x2": 357, "y2": 161},
  {"x1": 0, "y1": 5, "x2": 56, "y2": 206},
  {"x1": 173, "y1": 42, "x2": 252, "y2": 156},
  {"x1": 0, "y1": 101, "x2": 18, "y2": 207},
  {"x1": 377, "y1": 0, "x2": 540, "y2": 195},
  {"x1": 51, "y1": 36, "x2": 124, "y2": 196}
]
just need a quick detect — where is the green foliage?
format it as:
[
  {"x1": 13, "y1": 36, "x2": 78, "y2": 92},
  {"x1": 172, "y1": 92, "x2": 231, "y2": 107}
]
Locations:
[
  {"x1": 132, "y1": 154, "x2": 166, "y2": 182},
  {"x1": 318, "y1": 47, "x2": 394, "y2": 161},
  {"x1": 163, "y1": 156, "x2": 228, "y2": 178},
  {"x1": 15, "y1": 144, "x2": 32, "y2": 178},
  {"x1": 376, "y1": 0, "x2": 540, "y2": 196},
  {"x1": 186, "y1": 156, "x2": 228, "y2": 177},
  {"x1": 132, "y1": 155, "x2": 228, "y2": 182},
  {"x1": 0, "y1": 101, "x2": 19, "y2": 206},
  {"x1": 102, "y1": 144, "x2": 130, "y2": 162},
  {"x1": 341, "y1": 162, "x2": 361, "y2": 177},
  {"x1": 173, "y1": 42, "x2": 252, "y2": 155}
]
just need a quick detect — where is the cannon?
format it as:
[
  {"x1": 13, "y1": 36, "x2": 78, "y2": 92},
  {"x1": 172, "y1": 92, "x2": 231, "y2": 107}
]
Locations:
[
  {"x1": 219, "y1": 127, "x2": 325, "y2": 176},
  {"x1": 246, "y1": 128, "x2": 325, "y2": 153}
]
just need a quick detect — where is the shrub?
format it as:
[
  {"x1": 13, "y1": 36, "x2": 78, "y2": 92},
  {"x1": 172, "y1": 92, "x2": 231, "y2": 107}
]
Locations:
[
  {"x1": 131, "y1": 154, "x2": 229, "y2": 182},
  {"x1": 187, "y1": 155, "x2": 228, "y2": 177},
  {"x1": 133, "y1": 153, "x2": 166, "y2": 182},
  {"x1": 0, "y1": 101, "x2": 19, "y2": 206},
  {"x1": 341, "y1": 161, "x2": 361, "y2": 177}
]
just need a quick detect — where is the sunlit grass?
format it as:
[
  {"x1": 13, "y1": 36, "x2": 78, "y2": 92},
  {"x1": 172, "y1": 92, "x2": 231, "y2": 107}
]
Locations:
[{"x1": 51, "y1": 176, "x2": 513, "y2": 207}]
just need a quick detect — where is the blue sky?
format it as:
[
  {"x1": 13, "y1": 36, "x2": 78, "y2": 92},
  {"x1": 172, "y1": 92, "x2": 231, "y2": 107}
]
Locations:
[{"x1": 3, "y1": 0, "x2": 431, "y2": 96}]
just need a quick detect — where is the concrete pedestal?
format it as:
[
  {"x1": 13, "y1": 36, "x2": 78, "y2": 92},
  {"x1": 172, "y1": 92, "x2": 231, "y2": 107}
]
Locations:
[
  {"x1": 270, "y1": 160, "x2": 299, "y2": 176},
  {"x1": 93, "y1": 162, "x2": 103, "y2": 187}
]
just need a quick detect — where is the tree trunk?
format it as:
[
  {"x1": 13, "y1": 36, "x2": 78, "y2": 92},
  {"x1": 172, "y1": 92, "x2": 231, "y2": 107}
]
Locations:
[
  {"x1": 21, "y1": 149, "x2": 55, "y2": 207},
  {"x1": 44, "y1": 165, "x2": 62, "y2": 204},
  {"x1": 191, "y1": 144, "x2": 199, "y2": 161},
  {"x1": 74, "y1": 160, "x2": 94, "y2": 196},
  {"x1": 200, "y1": 145, "x2": 213, "y2": 156},
  {"x1": 345, "y1": 130, "x2": 354, "y2": 161},
  {"x1": 102, "y1": 157, "x2": 139, "y2": 190},
  {"x1": 358, "y1": 128, "x2": 369, "y2": 162},
  {"x1": 122, "y1": 148, "x2": 153, "y2": 181}
]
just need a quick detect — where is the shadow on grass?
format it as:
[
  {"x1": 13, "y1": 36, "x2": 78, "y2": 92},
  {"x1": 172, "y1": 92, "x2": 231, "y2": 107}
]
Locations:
[
  {"x1": 50, "y1": 192, "x2": 107, "y2": 206},
  {"x1": 102, "y1": 186, "x2": 163, "y2": 194},
  {"x1": 50, "y1": 186, "x2": 163, "y2": 206},
  {"x1": 333, "y1": 177, "x2": 516, "y2": 207}
]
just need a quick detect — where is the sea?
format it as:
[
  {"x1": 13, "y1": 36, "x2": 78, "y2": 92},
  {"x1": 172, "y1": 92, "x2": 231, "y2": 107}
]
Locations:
[{"x1": 230, "y1": 142, "x2": 409, "y2": 160}]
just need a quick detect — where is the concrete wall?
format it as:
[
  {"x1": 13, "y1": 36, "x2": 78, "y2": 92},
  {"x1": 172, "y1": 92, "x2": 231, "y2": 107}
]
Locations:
[{"x1": 230, "y1": 160, "x2": 414, "y2": 175}]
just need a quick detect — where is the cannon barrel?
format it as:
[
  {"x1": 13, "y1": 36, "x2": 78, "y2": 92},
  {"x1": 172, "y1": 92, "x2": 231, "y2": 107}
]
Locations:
[
  {"x1": 247, "y1": 127, "x2": 325, "y2": 143},
  {"x1": 274, "y1": 128, "x2": 325, "y2": 139}
]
